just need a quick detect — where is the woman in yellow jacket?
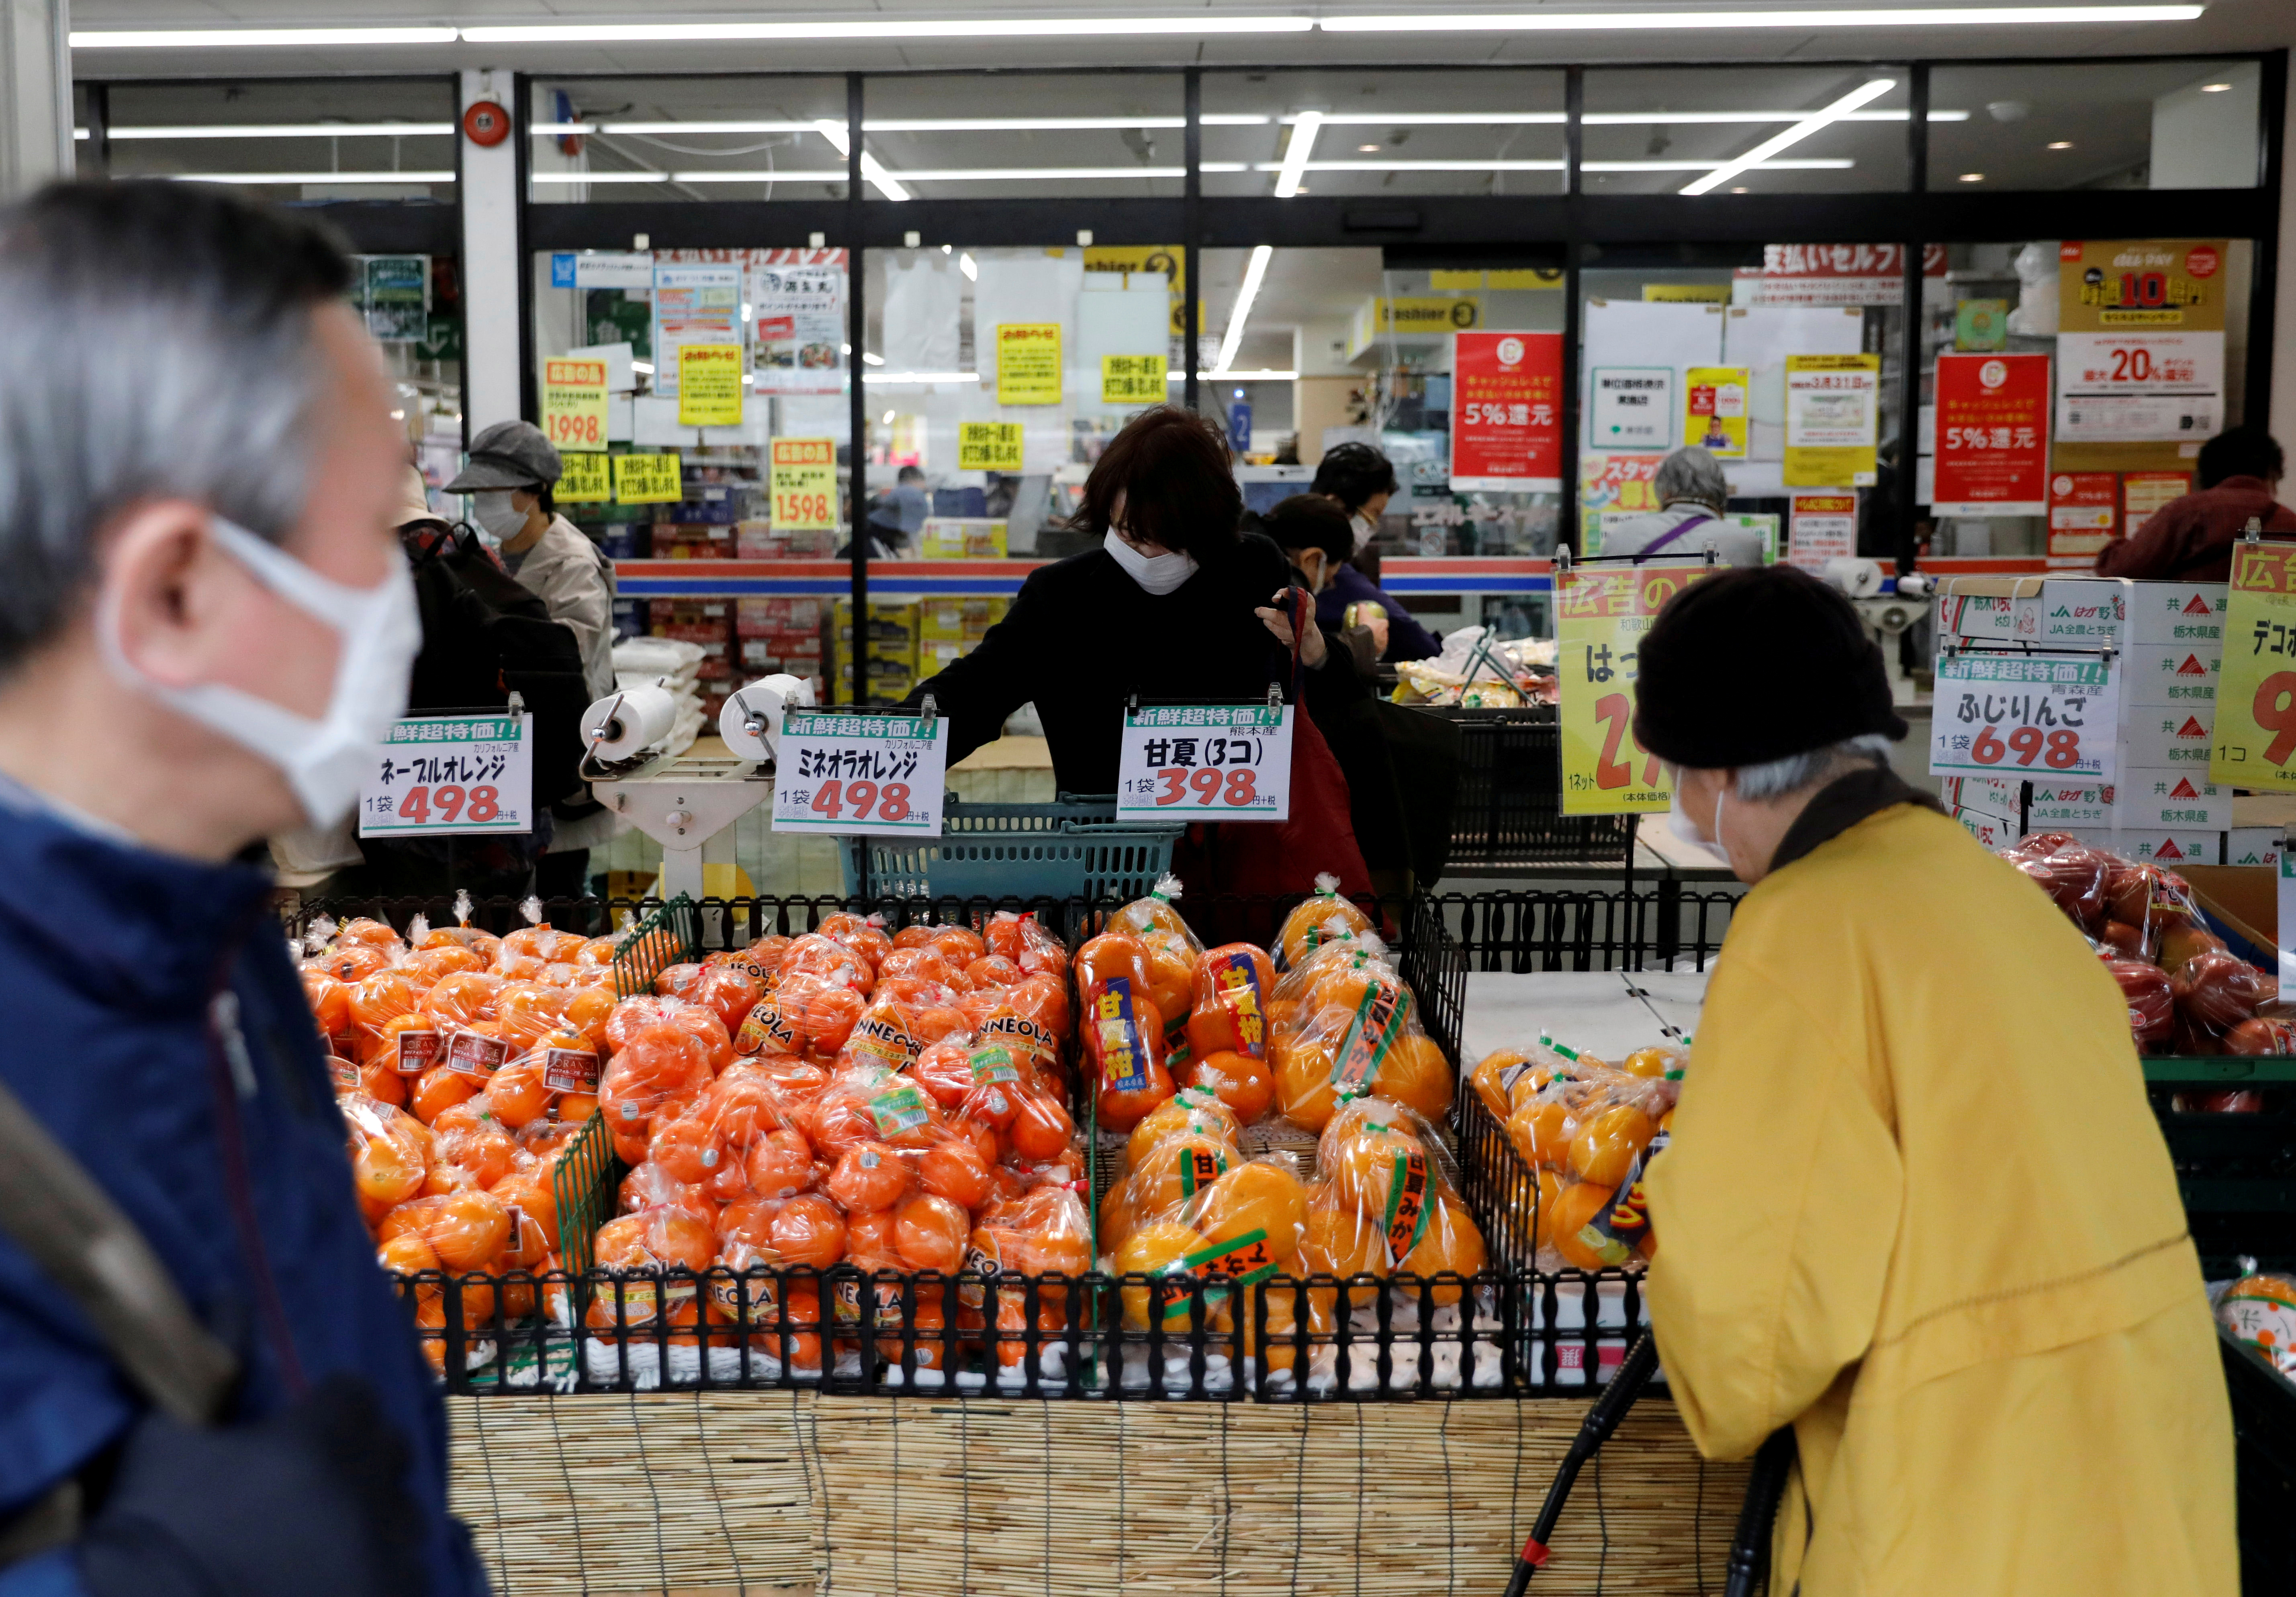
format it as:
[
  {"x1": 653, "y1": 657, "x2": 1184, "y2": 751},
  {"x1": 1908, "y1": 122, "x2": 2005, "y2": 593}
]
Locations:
[{"x1": 1631, "y1": 566, "x2": 2237, "y2": 1597}]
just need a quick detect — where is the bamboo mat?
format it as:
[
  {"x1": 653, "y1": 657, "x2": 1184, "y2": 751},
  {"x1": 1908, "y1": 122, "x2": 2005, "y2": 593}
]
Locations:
[{"x1": 449, "y1": 1393, "x2": 1747, "y2": 1597}]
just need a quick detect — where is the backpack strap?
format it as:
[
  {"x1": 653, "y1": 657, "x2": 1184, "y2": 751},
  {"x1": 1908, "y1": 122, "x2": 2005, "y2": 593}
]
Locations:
[{"x1": 0, "y1": 1078, "x2": 238, "y2": 1426}]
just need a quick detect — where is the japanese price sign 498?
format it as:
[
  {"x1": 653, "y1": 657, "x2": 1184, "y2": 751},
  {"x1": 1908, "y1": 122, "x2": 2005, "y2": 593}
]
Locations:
[
  {"x1": 1930, "y1": 652, "x2": 2119, "y2": 780},
  {"x1": 359, "y1": 713, "x2": 534, "y2": 837},
  {"x1": 2213, "y1": 541, "x2": 2296, "y2": 793},
  {"x1": 1115, "y1": 703, "x2": 1292, "y2": 822},
  {"x1": 771, "y1": 710, "x2": 950, "y2": 837},
  {"x1": 1556, "y1": 564, "x2": 1717, "y2": 816}
]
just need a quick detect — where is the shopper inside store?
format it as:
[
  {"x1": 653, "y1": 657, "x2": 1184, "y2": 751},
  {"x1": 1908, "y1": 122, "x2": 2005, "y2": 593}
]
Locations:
[{"x1": 4, "y1": 7, "x2": 2293, "y2": 1593}]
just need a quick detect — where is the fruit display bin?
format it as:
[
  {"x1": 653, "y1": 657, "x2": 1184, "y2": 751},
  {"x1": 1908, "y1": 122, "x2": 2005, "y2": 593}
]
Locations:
[
  {"x1": 1423, "y1": 707, "x2": 1635, "y2": 872},
  {"x1": 2221, "y1": 1322, "x2": 2296, "y2": 1591},
  {"x1": 842, "y1": 791, "x2": 1186, "y2": 903},
  {"x1": 2144, "y1": 1057, "x2": 2296, "y2": 1275}
]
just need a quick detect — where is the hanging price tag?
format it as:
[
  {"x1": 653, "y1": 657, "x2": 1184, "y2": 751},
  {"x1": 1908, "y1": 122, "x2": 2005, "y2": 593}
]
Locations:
[
  {"x1": 771, "y1": 710, "x2": 950, "y2": 837},
  {"x1": 2213, "y1": 541, "x2": 2296, "y2": 793},
  {"x1": 957, "y1": 421, "x2": 1024, "y2": 472},
  {"x1": 769, "y1": 437, "x2": 838, "y2": 530},
  {"x1": 540, "y1": 358, "x2": 609, "y2": 451},
  {"x1": 1930, "y1": 652, "x2": 2120, "y2": 781},
  {"x1": 612, "y1": 451, "x2": 682, "y2": 505},
  {"x1": 1556, "y1": 563, "x2": 1719, "y2": 815},
  {"x1": 1115, "y1": 703, "x2": 1292, "y2": 822},
  {"x1": 359, "y1": 713, "x2": 534, "y2": 837}
]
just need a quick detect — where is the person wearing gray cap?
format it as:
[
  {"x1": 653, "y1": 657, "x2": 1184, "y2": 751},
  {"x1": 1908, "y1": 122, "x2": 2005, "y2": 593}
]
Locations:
[
  {"x1": 1587, "y1": 445, "x2": 1765, "y2": 567},
  {"x1": 445, "y1": 419, "x2": 623, "y2": 892}
]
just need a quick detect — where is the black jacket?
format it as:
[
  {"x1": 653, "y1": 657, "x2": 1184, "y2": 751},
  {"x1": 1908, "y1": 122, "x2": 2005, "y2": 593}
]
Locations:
[{"x1": 907, "y1": 532, "x2": 1353, "y2": 794}]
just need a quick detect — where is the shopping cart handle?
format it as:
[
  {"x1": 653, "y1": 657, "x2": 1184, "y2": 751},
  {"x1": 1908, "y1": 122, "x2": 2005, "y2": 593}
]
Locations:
[{"x1": 1501, "y1": 1330, "x2": 1664, "y2": 1593}]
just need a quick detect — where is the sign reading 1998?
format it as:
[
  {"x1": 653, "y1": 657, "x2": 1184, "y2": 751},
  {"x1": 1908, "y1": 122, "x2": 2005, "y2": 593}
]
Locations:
[
  {"x1": 1116, "y1": 703, "x2": 1293, "y2": 822},
  {"x1": 771, "y1": 710, "x2": 950, "y2": 836}
]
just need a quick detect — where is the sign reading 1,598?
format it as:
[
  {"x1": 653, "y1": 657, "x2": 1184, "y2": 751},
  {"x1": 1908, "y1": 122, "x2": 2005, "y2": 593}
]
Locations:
[{"x1": 1115, "y1": 704, "x2": 1293, "y2": 822}]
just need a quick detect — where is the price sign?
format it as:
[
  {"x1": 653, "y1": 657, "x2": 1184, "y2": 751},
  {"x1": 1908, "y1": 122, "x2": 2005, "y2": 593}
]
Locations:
[
  {"x1": 769, "y1": 436, "x2": 838, "y2": 531},
  {"x1": 1115, "y1": 703, "x2": 1292, "y2": 822},
  {"x1": 2213, "y1": 542, "x2": 2296, "y2": 793},
  {"x1": 995, "y1": 322, "x2": 1063, "y2": 405},
  {"x1": 771, "y1": 710, "x2": 949, "y2": 837},
  {"x1": 1556, "y1": 564, "x2": 1718, "y2": 815},
  {"x1": 540, "y1": 358, "x2": 608, "y2": 451},
  {"x1": 359, "y1": 713, "x2": 534, "y2": 837},
  {"x1": 957, "y1": 421, "x2": 1024, "y2": 472},
  {"x1": 557, "y1": 451, "x2": 611, "y2": 504},
  {"x1": 612, "y1": 451, "x2": 682, "y2": 505},
  {"x1": 677, "y1": 344, "x2": 745, "y2": 427},
  {"x1": 1101, "y1": 354, "x2": 1167, "y2": 405},
  {"x1": 1930, "y1": 652, "x2": 2119, "y2": 780}
]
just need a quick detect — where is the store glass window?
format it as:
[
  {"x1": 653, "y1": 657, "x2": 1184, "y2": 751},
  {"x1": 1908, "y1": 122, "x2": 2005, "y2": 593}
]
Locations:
[
  {"x1": 1926, "y1": 61, "x2": 2263, "y2": 192},
  {"x1": 88, "y1": 76, "x2": 458, "y2": 200},
  {"x1": 1912, "y1": 237, "x2": 2254, "y2": 563},
  {"x1": 861, "y1": 74, "x2": 1184, "y2": 201},
  {"x1": 1579, "y1": 247, "x2": 1906, "y2": 569},
  {"x1": 1581, "y1": 66, "x2": 1912, "y2": 195},
  {"x1": 1201, "y1": 69, "x2": 1566, "y2": 199},
  {"x1": 526, "y1": 76, "x2": 851, "y2": 202}
]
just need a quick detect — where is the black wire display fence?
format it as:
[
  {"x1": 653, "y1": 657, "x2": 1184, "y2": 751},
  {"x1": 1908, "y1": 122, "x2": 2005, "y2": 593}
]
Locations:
[{"x1": 1435, "y1": 887, "x2": 1743, "y2": 975}]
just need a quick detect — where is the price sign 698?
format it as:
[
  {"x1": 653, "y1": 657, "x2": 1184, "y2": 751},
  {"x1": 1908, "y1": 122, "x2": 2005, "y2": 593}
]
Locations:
[{"x1": 1930, "y1": 651, "x2": 2120, "y2": 781}]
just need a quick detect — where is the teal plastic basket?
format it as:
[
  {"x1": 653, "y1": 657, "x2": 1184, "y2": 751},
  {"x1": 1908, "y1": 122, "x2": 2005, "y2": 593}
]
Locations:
[{"x1": 842, "y1": 791, "x2": 1184, "y2": 902}]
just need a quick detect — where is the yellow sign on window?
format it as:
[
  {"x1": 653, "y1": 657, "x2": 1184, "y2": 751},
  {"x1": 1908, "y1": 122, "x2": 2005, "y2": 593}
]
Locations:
[
  {"x1": 677, "y1": 344, "x2": 745, "y2": 428},
  {"x1": 612, "y1": 451, "x2": 683, "y2": 505},
  {"x1": 1681, "y1": 366, "x2": 1749, "y2": 459},
  {"x1": 957, "y1": 421, "x2": 1025, "y2": 473},
  {"x1": 540, "y1": 358, "x2": 609, "y2": 452},
  {"x1": 1101, "y1": 354, "x2": 1168, "y2": 405},
  {"x1": 995, "y1": 323, "x2": 1064, "y2": 406},
  {"x1": 1643, "y1": 283, "x2": 1733, "y2": 303},
  {"x1": 1557, "y1": 563, "x2": 1721, "y2": 815},
  {"x1": 769, "y1": 437, "x2": 838, "y2": 531},
  {"x1": 558, "y1": 451, "x2": 611, "y2": 503},
  {"x1": 1781, "y1": 353, "x2": 1881, "y2": 488}
]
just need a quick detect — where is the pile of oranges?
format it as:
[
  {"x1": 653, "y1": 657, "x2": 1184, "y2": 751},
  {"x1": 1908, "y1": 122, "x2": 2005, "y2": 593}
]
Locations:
[{"x1": 1469, "y1": 1038, "x2": 1682, "y2": 1273}]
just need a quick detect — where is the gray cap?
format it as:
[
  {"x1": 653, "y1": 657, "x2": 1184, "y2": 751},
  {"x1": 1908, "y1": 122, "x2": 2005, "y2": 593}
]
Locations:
[{"x1": 444, "y1": 419, "x2": 561, "y2": 493}]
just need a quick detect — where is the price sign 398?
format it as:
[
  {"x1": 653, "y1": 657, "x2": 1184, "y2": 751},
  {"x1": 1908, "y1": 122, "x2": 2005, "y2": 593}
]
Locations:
[
  {"x1": 1116, "y1": 703, "x2": 1293, "y2": 822},
  {"x1": 1930, "y1": 651, "x2": 2120, "y2": 780}
]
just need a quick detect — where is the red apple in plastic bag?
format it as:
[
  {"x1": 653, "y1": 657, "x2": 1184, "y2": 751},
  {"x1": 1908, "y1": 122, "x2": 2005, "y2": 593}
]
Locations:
[
  {"x1": 2002, "y1": 834, "x2": 2109, "y2": 928},
  {"x1": 2102, "y1": 956, "x2": 2174, "y2": 1047},
  {"x1": 2224, "y1": 1017, "x2": 2296, "y2": 1057},
  {"x1": 2171, "y1": 948, "x2": 2263, "y2": 1032}
]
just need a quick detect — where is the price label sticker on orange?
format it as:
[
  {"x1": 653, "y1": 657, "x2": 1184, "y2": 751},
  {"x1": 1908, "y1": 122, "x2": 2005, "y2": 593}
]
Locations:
[
  {"x1": 541, "y1": 358, "x2": 609, "y2": 451},
  {"x1": 1556, "y1": 562, "x2": 1719, "y2": 815},
  {"x1": 1115, "y1": 702, "x2": 1292, "y2": 822},
  {"x1": 2213, "y1": 541, "x2": 2296, "y2": 793},
  {"x1": 359, "y1": 712, "x2": 534, "y2": 838},
  {"x1": 1930, "y1": 651, "x2": 2119, "y2": 781},
  {"x1": 771, "y1": 709, "x2": 949, "y2": 837}
]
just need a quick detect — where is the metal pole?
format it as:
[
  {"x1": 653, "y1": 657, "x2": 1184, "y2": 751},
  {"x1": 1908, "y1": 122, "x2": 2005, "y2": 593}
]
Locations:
[
  {"x1": 1558, "y1": 66, "x2": 1585, "y2": 561},
  {"x1": 846, "y1": 72, "x2": 869, "y2": 709},
  {"x1": 1183, "y1": 67, "x2": 1202, "y2": 416},
  {"x1": 1895, "y1": 63, "x2": 1929, "y2": 577}
]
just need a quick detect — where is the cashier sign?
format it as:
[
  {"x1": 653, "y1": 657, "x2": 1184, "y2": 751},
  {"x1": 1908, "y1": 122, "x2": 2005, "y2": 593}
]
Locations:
[
  {"x1": 771, "y1": 710, "x2": 951, "y2": 837},
  {"x1": 1117, "y1": 703, "x2": 1293, "y2": 822}
]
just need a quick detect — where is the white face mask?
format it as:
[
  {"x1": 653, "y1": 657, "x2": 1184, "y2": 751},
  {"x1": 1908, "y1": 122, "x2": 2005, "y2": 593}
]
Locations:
[
  {"x1": 471, "y1": 490, "x2": 528, "y2": 544},
  {"x1": 1104, "y1": 529, "x2": 1199, "y2": 596},
  {"x1": 103, "y1": 514, "x2": 420, "y2": 830},
  {"x1": 1350, "y1": 511, "x2": 1376, "y2": 554},
  {"x1": 1665, "y1": 775, "x2": 1734, "y2": 870}
]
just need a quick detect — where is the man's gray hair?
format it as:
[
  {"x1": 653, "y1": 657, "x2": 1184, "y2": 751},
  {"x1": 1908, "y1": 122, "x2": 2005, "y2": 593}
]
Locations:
[
  {"x1": 1654, "y1": 446, "x2": 1730, "y2": 511},
  {"x1": 0, "y1": 182, "x2": 353, "y2": 673},
  {"x1": 1734, "y1": 734, "x2": 1895, "y2": 801}
]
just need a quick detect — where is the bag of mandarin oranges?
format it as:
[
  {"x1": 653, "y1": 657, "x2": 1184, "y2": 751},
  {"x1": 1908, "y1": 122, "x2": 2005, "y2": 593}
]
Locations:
[
  {"x1": 1266, "y1": 922, "x2": 1451, "y2": 1133},
  {"x1": 1488, "y1": 1041, "x2": 1682, "y2": 1273}
]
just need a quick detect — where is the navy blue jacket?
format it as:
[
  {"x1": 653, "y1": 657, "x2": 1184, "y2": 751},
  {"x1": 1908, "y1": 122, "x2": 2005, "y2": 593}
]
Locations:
[
  {"x1": 0, "y1": 787, "x2": 487, "y2": 1596},
  {"x1": 1313, "y1": 563, "x2": 1441, "y2": 663}
]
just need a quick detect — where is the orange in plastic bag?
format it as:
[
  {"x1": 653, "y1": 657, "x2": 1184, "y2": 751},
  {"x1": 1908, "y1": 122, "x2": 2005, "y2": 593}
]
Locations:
[{"x1": 1277, "y1": 873, "x2": 1373, "y2": 969}]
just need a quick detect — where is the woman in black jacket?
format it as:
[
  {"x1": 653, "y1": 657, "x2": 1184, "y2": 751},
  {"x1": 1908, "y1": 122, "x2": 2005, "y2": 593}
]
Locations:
[{"x1": 904, "y1": 406, "x2": 1372, "y2": 897}]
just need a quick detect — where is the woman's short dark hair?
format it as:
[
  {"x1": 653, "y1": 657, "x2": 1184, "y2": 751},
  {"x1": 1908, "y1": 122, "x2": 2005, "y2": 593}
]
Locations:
[
  {"x1": 2198, "y1": 425, "x2": 2284, "y2": 490},
  {"x1": 1261, "y1": 493, "x2": 1355, "y2": 564},
  {"x1": 1311, "y1": 442, "x2": 1398, "y2": 512},
  {"x1": 1078, "y1": 405, "x2": 1241, "y2": 557}
]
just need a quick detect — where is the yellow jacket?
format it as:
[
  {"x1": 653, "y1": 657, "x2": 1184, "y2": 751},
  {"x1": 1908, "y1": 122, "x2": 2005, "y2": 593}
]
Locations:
[{"x1": 1644, "y1": 799, "x2": 2237, "y2": 1597}]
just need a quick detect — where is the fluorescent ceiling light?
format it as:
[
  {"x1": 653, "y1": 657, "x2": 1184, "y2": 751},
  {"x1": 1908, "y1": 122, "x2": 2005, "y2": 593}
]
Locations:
[
  {"x1": 1202, "y1": 115, "x2": 1274, "y2": 126},
  {"x1": 815, "y1": 119, "x2": 910, "y2": 201},
  {"x1": 959, "y1": 253, "x2": 978, "y2": 281},
  {"x1": 1288, "y1": 111, "x2": 1565, "y2": 125},
  {"x1": 1167, "y1": 368, "x2": 1298, "y2": 381},
  {"x1": 464, "y1": 16, "x2": 1311, "y2": 43},
  {"x1": 529, "y1": 171, "x2": 671, "y2": 183},
  {"x1": 1320, "y1": 7, "x2": 2204, "y2": 31},
  {"x1": 72, "y1": 26, "x2": 457, "y2": 47},
  {"x1": 1582, "y1": 108, "x2": 1968, "y2": 123},
  {"x1": 102, "y1": 122, "x2": 453, "y2": 139},
  {"x1": 873, "y1": 166, "x2": 1187, "y2": 181},
  {"x1": 668, "y1": 170, "x2": 851, "y2": 182},
  {"x1": 867, "y1": 116, "x2": 1188, "y2": 131},
  {"x1": 1253, "y1": 157, "x2": 1853, "y2": 172},
  {"x1": 862, "y1": 352, "x2": 886, "y2": 366},
  {"x1": 172, "y1": 170, "x2": 455, "y2": 184},
  {"x1": 1216, "y1": 244, "x2": 1274, "y2": 375},
  {"x1": 1680, "y1": 77, "x2": 1895, "y2": 194},
  {"x1": 1273, "y1": 111, "x2": 1322, "y2": 197}
]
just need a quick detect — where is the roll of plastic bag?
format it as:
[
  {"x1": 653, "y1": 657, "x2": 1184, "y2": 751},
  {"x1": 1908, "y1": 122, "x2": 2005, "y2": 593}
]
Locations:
[
  {"x1": 582, "y1": 683, "x2": 679, "y2": 760},
  {"x1": 718, "y1": 673, "x2": 816, "y2": 761}
]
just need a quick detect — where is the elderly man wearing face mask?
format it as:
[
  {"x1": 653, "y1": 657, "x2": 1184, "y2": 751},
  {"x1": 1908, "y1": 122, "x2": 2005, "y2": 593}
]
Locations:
[
  {"x1": 444, "y1": 420, "x2": 622, "y2": 898},
  {"x1": 0, "y1": 184, "x2": 486, "y2": 1597},
  {"x1": 1629, "y1": 565, "x2": 2236, "y2": 1597},
  {"x1": 904, "y1": 405, "x2": 1373, "y2": 903}
]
